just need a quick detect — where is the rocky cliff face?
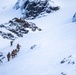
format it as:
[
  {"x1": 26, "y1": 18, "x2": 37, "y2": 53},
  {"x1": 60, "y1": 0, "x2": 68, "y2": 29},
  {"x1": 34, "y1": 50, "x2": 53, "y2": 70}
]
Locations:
[
  {"x1": 0, "y1": 18, "x2": 41, "y2": 40},
  {"x1": 14, "y1": 0, "x2": 59, "y2": 19}
]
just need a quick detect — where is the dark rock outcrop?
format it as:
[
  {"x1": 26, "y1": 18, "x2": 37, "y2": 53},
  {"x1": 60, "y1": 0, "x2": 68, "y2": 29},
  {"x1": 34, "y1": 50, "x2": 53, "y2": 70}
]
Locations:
[
  {"x1": 0, "y1": 18, "x2": 41, "y2": 40},
  {"x1": 14, "y1": 0, "x2": 60, "y2": 19},
  {"x1": 72, "y1": 12, "x2": 76, "y2": 22},
  {"x1": 60, "y1": 55, "x2": 75, "y2": 65}
]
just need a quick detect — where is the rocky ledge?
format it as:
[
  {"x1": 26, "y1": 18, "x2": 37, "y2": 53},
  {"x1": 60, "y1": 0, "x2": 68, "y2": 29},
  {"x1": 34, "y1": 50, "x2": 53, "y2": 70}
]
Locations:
[
  {"x1": 0, "y1": 18, "x2": 41, "y2": 40},
  {"x1": 14, "y1": 0, "x2": 60, "y2": 19}
]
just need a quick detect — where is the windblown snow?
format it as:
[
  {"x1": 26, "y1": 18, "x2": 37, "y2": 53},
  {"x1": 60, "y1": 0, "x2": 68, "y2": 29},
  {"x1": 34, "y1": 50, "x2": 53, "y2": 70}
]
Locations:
[{"x1": 0, "y1": 0, "x2": 76, "y2": 75}]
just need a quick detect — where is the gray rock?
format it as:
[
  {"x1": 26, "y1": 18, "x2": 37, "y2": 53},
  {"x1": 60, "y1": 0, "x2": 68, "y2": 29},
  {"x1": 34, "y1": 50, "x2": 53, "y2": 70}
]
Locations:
[
  {"x1": 72, "y1": 12, "x2": 76, "y2": 22},
  {"x1": 0, "y1": 18, "x2": 41, "y2": 40},
  {"x1": 14, "y1": 0, "x2": 60, "y2": 19}
]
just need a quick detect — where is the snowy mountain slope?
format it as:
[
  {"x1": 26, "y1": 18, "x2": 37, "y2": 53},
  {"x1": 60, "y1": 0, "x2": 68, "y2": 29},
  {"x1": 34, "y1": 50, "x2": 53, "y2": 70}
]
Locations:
[
  {"x1": 0, "y1": 0, "x2": 17, "y2": 11},
  {"x1": 0, "y1": 0, "x2": 76, "y2": 75}
]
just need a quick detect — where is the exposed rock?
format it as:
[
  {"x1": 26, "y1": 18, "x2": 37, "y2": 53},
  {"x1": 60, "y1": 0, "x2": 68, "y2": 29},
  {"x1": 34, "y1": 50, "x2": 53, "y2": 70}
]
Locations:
[
  {"x1": 0, "y1": 52, "x2": 5, "y2": 60},
  {"x1": 30, "y1": 44, "x2": 37, "y2": 49},
  {"x1": 60, "y1": 55, "x2": 75, "y2": 65},
  {"x1": 13, "y1": 0, "x2": 20, "y2": 10},
  {"x1": 72, "y1": 12, "x2": 76, "y2": 22},
  {"x1": 14, "y1": 0, "x2": 60, "y2": 19},
  {"x1": 0, "y1": 31, "x2": 16, "y2": 40},
  {"x1": 61, "y1": 72, "x2": 67, "y2": 75},
  {"x1": 0, "y1": 18, "x2": 42, "y2": 40}
]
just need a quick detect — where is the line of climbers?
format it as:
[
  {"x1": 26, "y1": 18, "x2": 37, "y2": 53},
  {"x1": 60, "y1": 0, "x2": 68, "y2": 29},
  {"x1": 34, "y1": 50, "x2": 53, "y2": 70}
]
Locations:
[
  {"x1": 0, "y1": 42, "x2": 21, "y2": 65},
  {"x1": 7, "y1": 43, "x2": 21, "y2": 61}
]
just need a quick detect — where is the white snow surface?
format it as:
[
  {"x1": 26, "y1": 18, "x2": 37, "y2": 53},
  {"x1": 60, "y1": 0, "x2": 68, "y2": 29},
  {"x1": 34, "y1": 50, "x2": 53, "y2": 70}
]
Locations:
[
  {"x1": 0, "y1": 0, "x2": 18, "y2": 11},
  {"x1": 0, "y1": 0, "x2": 76, "y2": 75}
]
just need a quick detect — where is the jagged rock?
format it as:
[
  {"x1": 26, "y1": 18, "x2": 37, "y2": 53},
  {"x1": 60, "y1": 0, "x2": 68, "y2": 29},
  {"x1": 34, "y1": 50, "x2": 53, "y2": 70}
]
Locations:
[
  {"x1": 0, "y1": 31, "x2": 16, "y2": 40},
  {"x1": 0, "y1": 52, "x2": 3, "y2": 57},
  {"x1": 30, "y1": 44, "x2": 37, "y2": 49},
  {"x1": 72, "y1": 12, "x2": 76, "y2": 22},
  {"x1": 61, "y1": 72, "x2": 67, "y2": 75},
  {"x1": 60, "y1": 55, "x2": 75, "y2": 65},
  {"x1": 14, "y1": 0, "x2": 60, "y2": 19},
  {"x1": 0, "y1": 17, "x2": 41, "y2": 40},
  {"x1": 13, "y1": 0, "x2": 20, "y2": 10}
]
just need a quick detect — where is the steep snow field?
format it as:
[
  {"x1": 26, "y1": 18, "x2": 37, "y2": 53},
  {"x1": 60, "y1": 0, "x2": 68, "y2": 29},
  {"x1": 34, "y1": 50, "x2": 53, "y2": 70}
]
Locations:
[
  {"x1": 0, "y1": 0, "x2": 17, "y2": 10},
  {"x1": 0, "y1": 0, "x2": 76, "y2": 75}
]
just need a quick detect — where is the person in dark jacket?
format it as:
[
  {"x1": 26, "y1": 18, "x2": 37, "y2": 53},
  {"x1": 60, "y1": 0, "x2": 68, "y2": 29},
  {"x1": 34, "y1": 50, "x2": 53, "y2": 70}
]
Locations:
[
  {"x1": 7, "y1": 52, "x2": 10, "y2": 61},
  {"x1": 16, "y1": 44, "x2": 21, "y2": 52},
  {"x1": 11, "y1": 50, "x2": 15, "y2": 59},
  {"x1": 10, "y1": 40, "x2": 14, "y2": 46}
]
